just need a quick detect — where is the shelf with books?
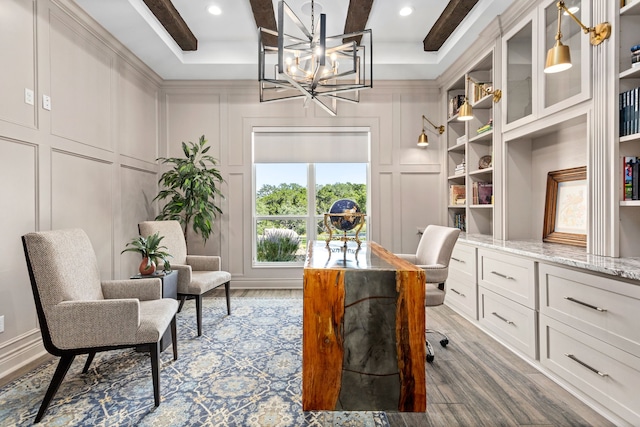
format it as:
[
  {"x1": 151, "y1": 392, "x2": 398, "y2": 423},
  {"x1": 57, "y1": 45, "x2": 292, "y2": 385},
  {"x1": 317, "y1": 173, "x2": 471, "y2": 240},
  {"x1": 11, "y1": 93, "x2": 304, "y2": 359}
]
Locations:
[
  {"x1": 472, "y1": 93, "x2": 493, "y2": 109},
  {"x1": 469, "y1": 167, "x2": 493, "y2": 177},
  {"x1": 620, "y1": 66, "x2": 640, "y2": 80},
  {"x1": 469, "y1": 130, "x2": 493, "y2": 143},
  {"x1": 621, "y1": 133, "x2": 640, "y2": 143},
  {"x1": 442, "y1": 49, "x2": 497, "y2": 237}
]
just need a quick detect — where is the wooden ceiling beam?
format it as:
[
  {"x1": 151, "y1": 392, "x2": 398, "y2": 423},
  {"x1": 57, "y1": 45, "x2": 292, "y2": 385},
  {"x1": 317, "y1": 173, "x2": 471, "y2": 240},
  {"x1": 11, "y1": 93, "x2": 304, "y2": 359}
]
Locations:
[
  {"x1": 250, "y1": 0, "x2": 278, "y2": 47},
  {"x1": 142, "y1": 0, "x2": 197, "y2": 51},
  {"x1": 423, "y1": 0, "x2": 479, "y2": 51},
  {"x1": 343, "y1": 0, "x2": 374, "y2": 45}
]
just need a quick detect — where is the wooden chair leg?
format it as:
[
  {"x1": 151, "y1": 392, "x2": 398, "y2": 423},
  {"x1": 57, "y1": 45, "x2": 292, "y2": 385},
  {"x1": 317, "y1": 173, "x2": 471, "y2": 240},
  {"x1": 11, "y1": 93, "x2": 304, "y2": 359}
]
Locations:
[
  {"x1": 177, "y1": 295, "x2": 186, "y2": 313},
  {"x1": 150, "y1": 342, "x2": 161, "y2": 407},
  {"x1": 35, "y1": 354, "x2": 75, "y2": 423},
  {"x1": 171, "y1": 316, "x2": 178, "y2": 361},
  {"x1": 196, "y1": 295, "x2": 203, "y2": 336},
  {"x1": 224, "y1": 282, "x2": 231, "y2": 315},
  {"x1": 82, "y1": 351, "x2": 96, "y2": 373}
]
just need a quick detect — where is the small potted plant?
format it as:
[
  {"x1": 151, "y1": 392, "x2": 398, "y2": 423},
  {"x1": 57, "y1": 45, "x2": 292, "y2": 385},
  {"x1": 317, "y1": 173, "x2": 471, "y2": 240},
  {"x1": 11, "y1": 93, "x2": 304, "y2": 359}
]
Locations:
[{"x1": 122, "y1": 232, "x2": 172, "y2": 275}]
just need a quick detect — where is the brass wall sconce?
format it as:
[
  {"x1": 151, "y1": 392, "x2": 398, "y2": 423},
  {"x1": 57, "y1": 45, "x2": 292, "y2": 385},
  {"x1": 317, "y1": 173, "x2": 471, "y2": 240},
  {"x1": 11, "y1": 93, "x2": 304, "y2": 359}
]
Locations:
[
  {"x1": 458, "y1": 76, "x2": 502, "y2": 121},
  {"x1": 544, "y1": 1, "x2": 611, "y2": 74},
  {"x1": 417, "y1": 115, "x2": 445, "y2": 148}
]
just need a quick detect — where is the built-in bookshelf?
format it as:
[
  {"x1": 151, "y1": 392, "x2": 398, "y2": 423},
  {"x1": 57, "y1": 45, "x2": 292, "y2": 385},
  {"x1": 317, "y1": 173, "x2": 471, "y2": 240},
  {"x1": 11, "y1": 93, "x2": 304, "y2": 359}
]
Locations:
[
  {"x1": 445, "y1": 52, "x2": 496, "y2": 236},
  {"x1": 619, "y1": 1, "x2": 640, "y2": 255}
]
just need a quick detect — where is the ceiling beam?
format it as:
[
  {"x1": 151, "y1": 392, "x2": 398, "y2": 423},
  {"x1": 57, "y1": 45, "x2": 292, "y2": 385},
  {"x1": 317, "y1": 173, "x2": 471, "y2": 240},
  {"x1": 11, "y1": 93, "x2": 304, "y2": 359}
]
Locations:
[
  {"x1": 250, "y1": 0, "x2": 278, "y2": 47},
  {"x1": 142, "y1": 0, "x2": 197, "y2": 51},
  {"x1": 423, "y1": 0, "x2": 479, "y2": 51},
  {"x1": 343, "y1": 0, "x2": 374, "y2": 45}
]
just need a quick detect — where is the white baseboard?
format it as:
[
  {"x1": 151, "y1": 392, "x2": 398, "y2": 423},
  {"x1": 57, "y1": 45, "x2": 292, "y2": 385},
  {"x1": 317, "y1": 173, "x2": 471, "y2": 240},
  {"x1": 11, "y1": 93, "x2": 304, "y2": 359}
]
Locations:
[{"x1": 0, "y1": 329, "x2": 46, "y2": 381}]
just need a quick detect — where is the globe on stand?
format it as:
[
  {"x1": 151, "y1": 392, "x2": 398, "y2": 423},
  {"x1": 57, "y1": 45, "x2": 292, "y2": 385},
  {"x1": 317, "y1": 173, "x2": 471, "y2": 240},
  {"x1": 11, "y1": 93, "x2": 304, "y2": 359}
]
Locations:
[{"x1": 324, "y1": 199, "x2": 365, "y2": 248}]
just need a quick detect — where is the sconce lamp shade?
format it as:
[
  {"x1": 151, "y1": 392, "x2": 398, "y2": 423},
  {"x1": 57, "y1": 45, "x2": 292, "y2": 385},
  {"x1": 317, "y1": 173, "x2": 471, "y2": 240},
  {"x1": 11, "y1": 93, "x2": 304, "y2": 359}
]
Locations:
[
  {"x1": 544, "y1": 41, "x2": 572, "y2": 73},
  {"x1": 417, "y1": 131, "x2": 429, "y2": 147},
  {"x1": 457, "y1": 100, "x2": 473, "y2": 121}
]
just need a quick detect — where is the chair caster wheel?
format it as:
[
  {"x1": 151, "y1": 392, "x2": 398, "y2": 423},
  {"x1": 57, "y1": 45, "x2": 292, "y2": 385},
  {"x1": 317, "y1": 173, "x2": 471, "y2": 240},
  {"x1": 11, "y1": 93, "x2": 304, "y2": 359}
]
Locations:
[
  {"x1": 440, "y1": 338, "x2": 449, "y2": 347},
  {"x1": 427, "y1": 354, "x2": 434, "y2": 363}
]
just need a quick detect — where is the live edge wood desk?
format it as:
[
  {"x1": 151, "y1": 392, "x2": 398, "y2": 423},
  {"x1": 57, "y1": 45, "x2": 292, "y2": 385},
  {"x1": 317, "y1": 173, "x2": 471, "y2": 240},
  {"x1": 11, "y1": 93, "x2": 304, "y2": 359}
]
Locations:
[{"x1": 302, "y1": 240, "x2": 426, "y2": 412}]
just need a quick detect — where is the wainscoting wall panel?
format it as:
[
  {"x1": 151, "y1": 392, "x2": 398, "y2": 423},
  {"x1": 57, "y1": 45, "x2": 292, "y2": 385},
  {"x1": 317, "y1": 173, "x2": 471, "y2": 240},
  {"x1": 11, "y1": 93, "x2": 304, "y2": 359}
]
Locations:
[
  {"x1": 48, "y1": 11, "x2": 112, "y2": 149},
  {"x1": 0, "y1": 138, "x2": 38, "y2": 341},
  {"x1": 0, "y1": 0, "x2": 37, "y2": 131},
  {"x1": 119, "y1": 165, "x2": 158, "y2": 277},
  {"x1": 51, "y1": 150, "x2": 114, "y2": 279},
  {"x1": 118, "y1": 63, "x2": 159, "y2": 163},
  {"x1": 400, "y1": 173, "x2": 442, "y2": 253}
]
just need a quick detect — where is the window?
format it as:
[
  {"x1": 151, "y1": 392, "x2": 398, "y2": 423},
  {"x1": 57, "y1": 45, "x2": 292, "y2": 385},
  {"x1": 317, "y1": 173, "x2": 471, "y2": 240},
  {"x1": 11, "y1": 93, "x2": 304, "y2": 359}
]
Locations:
[{"x1": 253, "y1": 128, "x2": 369, "y2": 266}]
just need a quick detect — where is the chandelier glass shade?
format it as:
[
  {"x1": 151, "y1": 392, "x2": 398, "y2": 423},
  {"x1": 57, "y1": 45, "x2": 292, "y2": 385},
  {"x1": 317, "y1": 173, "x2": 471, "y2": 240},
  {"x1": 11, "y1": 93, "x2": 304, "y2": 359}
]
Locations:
[{"x1": 258, "y1": 1, "x2": 373, "y2": 116}]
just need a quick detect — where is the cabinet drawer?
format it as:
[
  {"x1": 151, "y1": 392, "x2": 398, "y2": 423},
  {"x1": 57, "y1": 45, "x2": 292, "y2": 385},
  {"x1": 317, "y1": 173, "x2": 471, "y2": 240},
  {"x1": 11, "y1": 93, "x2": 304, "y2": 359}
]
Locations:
[
  {"x1": 539, "y1": 263, "x2": 640, "y2": 357},
  {"x1": 540, "y1": 316, "x2": 640, "y2": 426},
  {"x1": 479, "y1": 288, "x2": 537, "y2": 359},
  {"x1": 449, "y1": 243, "x2": 476, "y2": 282},
  {"x1": 479, "y1": 249, "x2": 536, "y2": 309},
  {"x1": 445, "y1": 276, "x2": 477, "y2": 320}
]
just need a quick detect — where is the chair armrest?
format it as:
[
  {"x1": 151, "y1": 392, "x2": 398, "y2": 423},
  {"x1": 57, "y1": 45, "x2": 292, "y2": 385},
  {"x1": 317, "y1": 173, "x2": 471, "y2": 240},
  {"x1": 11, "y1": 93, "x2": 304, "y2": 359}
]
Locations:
[
  {"x1": 395, "y1": 254, "x2": 418, "y2": 264},
  {"x1": 171, "y1": 264, "x2": 192, "y2": 291},
  {"x1": 49, "y1": 299, "x2": 140, "y2": 348},
  {"x1": 186, "y1": 255, "x2": 221, "y2": 271},
  {"x1": 102, "y1": 278, "x2": 162, "y2": 301}
]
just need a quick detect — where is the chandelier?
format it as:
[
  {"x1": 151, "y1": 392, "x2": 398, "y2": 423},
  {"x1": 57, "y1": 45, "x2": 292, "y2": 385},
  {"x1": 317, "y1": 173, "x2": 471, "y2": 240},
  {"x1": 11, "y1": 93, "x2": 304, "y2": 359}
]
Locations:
[{"x1": 258, "y1": 0, "x2": 373, "y2": 116}]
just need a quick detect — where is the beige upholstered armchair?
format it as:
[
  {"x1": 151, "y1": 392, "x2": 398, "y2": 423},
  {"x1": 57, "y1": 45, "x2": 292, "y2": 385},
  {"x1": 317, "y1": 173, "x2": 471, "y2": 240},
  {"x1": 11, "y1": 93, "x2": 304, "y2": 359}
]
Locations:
[
  {"x1": 21, "y1": 228, "x2": 179, "y2": 423},
  {"x1": 396, "y1": 224, "x2": 460, "y2": 362},
  {"x1": 138, "y1": 220, "x2": 231, "y2": 337}
]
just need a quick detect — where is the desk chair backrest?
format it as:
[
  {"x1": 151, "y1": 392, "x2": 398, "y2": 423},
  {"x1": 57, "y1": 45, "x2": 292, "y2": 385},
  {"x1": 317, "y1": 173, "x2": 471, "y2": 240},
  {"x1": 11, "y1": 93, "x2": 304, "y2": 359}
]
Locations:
[{"x1": 415, "y1": 225, "x2": 461, "y2": 285}]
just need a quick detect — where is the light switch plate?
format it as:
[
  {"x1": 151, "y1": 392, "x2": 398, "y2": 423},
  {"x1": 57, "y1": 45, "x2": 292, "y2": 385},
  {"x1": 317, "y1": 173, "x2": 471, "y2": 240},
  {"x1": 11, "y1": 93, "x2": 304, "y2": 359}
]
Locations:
[
  {"x1": 0, "y1": 315, "x2": 4, "y2": 333},
  {"x1": 42, "y1": 94, "x2": 51, "y2": 111}
]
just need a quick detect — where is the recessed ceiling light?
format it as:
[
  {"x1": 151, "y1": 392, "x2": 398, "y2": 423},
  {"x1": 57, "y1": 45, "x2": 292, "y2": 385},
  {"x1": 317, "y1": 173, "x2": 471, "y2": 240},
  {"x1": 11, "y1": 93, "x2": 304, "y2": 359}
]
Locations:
[
  {"x1": 208, "y1": 5, "x2": 222, "y2": 15},
  {"x1": 399, "y1": 6, "x2": 413, "y2": 17}
]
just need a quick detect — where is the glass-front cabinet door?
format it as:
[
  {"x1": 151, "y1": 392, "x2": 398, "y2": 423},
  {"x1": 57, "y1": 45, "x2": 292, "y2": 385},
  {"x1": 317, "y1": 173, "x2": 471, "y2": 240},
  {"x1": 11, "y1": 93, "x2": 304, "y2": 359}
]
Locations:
[
  {"x1": 503, "y1": 14, "x2": 535, "y2": 130},
  {"x1": 541, "y1": 0, "x2": 590, "y2": 113}
]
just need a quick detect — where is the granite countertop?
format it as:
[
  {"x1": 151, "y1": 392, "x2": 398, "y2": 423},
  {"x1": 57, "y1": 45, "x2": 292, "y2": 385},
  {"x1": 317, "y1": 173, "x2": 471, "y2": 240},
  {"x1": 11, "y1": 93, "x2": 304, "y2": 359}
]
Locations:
[{"x1": 458, "y1": 233, "x2": 640, "y2": 282}]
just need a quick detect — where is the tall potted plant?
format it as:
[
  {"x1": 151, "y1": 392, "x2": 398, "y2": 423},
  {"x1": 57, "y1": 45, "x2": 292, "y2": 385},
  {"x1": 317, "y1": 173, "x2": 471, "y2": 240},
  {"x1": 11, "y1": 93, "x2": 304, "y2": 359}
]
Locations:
[{"x1": 154, "y1": 135, "x2": 225, "y2": 246}]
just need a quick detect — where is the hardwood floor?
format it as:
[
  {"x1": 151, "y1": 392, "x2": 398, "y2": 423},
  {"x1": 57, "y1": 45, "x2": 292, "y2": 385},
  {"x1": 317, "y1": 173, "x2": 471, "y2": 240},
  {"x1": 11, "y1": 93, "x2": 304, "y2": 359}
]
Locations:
[
  {"x1": 4, "y1": 288, "x2": 614, "y2": 426},
  {"x1": 213, "y1": 288, "x2": 614, "y2": 427}
]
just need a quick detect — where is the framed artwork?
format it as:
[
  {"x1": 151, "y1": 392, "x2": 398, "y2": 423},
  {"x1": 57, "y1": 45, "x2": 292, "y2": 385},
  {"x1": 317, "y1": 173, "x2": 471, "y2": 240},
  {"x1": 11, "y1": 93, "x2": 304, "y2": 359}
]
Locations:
[{"x1": 543, "y1": 166, "x2": 587, "y2": 247}]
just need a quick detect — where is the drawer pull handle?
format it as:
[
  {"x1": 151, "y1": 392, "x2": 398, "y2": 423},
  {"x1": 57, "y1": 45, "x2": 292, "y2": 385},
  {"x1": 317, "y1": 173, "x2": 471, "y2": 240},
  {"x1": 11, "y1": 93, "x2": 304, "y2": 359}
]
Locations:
[
  {"x1": 491, "y1": 312, "x2": 515, "y2": 325},
  {"x1": 491, "y1": 271, "x2": 515, "y2": 280},
  {"x1": 564, "y1": 353, "x2": 608, "y2": 377},
  {"x1": 564, "y1": 297, "x2": 607, "y2": 312},
  {"x1": 451, "y1": 288, "x2": 466, "y2": 297},
  {"x1": 451, "y1": 257, "x2": 465, "y2": 263}
]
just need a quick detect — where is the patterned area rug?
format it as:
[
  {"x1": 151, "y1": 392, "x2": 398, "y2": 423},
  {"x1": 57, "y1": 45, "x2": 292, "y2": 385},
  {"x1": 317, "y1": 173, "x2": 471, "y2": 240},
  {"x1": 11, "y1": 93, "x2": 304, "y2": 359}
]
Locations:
[{"x1": 0, "y1": 297, "x2": 390, "y2": 426}]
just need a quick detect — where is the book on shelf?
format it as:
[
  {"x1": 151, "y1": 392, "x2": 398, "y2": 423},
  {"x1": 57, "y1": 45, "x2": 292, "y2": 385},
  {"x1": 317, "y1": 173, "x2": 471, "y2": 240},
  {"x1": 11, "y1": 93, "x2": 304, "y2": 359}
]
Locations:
[
  {"x1": 456, "y1": 135, "x2": 468, "y2": 145},
  {"x1": 619, "y1": 86, "x2": 640, "y2": 137},
  {"x1": 454, "y1": 161, "x2": 466, "y2": 175},
  {"x1": 448, "y1": 94, "x2": 466, "y2": 118},
  {"x1": 450, "y1": 184, "x2": 466, "y2": 205},
  {"x1": 476, "y1": 119, "x2": 493, "y2": 134},
  {"x1": 623, "y1": 156, "x2": 640, "y2": 200},
  {"x1": 472, "y1": 181, "x2": 493, "y2": 205},
  {"x1": 471, "y1": 81, "x2": 492, "y2": 104},
  {"x1": 453, "y1": 212, "x2": 466, "y2": 232}
]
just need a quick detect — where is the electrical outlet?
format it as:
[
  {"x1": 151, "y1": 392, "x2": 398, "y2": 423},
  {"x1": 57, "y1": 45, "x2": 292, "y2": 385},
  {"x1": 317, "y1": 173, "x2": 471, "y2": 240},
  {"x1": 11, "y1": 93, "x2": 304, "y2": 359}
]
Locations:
[
  {"x1": 0, "y1": 315, "x2": 4, "y2": 333},
  {"x1": 25, "y1": 88, "x2": 34, "y2": 106},
  {"x1": 42, "y1": 94, "x2": 51, "y2": 111}
]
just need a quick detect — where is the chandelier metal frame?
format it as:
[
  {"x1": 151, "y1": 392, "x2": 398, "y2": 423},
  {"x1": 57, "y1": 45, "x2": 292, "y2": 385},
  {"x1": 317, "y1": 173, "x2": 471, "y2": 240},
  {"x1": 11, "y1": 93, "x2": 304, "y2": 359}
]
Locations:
[{"x1": 258, "y1": 0, "x2": 373, "y2": 116}]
